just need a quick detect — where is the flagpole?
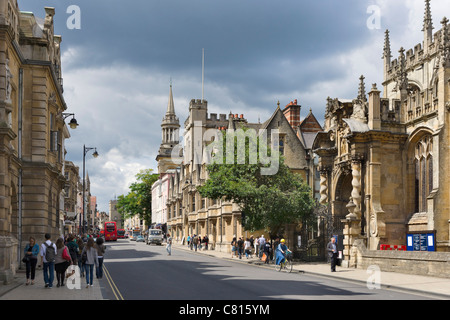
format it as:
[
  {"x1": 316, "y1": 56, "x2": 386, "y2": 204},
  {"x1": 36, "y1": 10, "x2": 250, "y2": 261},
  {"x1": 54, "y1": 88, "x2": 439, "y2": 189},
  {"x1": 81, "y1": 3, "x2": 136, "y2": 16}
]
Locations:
[{"x1": 202, "y1": 48, "x2": 205, "y2": 101}]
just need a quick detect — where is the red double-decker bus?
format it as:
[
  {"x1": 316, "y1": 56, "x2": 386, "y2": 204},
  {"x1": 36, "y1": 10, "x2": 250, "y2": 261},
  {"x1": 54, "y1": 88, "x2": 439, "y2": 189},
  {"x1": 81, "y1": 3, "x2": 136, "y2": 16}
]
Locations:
[
  {"x1": 104, "y1": 221, "x2": 117, "y2": 241},
  {"x1": 117, "y1": 229, "x2": 126, "y2": 239}
]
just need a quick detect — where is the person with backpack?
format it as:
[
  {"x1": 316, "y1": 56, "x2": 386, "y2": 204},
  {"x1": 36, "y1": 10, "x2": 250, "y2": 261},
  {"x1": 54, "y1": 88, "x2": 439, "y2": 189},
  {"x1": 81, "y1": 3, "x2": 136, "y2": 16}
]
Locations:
[{"x1": 40, "y1": 233, "x2": 57, "y2": 288}]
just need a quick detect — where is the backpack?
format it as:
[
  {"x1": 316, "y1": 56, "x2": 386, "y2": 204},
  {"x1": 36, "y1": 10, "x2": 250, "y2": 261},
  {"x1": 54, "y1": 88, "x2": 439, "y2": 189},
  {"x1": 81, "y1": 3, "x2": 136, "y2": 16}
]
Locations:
[{"x1": 45, "y1": 242, "x2": 56, "y2": 262}]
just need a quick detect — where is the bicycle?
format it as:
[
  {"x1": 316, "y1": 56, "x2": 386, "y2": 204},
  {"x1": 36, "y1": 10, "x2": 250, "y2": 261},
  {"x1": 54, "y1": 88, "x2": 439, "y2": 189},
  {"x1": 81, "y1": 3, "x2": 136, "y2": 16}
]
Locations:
[{"x1": 274, "y1": 251, "x2": 293, "y2": 273}]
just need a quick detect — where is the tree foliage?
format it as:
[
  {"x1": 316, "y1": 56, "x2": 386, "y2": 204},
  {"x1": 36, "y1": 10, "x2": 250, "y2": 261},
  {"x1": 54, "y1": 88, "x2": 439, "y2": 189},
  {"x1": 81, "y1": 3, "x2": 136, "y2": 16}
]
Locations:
[
  {"x1": 197, "y1": 128, "x2": 315, "y2": 236},
  {"x1": 116, "y1": 169, "x2": 159, "y2": 226}
]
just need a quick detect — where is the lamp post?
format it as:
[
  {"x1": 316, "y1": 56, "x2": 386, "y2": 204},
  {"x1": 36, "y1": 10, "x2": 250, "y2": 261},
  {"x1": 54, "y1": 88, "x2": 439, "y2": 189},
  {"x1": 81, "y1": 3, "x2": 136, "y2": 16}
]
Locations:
[{"x1": 81, "y1": 145, "x2": 99, "y2": 235}]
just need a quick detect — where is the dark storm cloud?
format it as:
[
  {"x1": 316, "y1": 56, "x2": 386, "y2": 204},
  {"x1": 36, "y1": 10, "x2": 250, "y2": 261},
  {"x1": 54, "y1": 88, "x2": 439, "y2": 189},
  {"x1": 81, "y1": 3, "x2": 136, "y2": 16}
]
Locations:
[{"x1": 18, "y1": 0, "x2": 409, "y2": 212}]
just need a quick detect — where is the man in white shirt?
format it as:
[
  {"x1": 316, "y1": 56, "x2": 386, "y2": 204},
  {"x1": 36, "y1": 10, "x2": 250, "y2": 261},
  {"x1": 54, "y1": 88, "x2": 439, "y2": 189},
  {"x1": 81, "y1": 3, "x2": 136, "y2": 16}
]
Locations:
[
  {"x1": 41, "y1": 233, "x2": 57, "y2": 288},
  {"x1": 259, "y1": 235, "x2": 265, "y2": 259}
]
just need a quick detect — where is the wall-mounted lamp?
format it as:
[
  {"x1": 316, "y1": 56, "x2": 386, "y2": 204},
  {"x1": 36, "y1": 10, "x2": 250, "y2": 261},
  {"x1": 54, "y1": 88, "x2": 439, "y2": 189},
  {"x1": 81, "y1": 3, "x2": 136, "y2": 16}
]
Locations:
[{"x1": 62, "y1": 113, "x2": 79, "y2": 129}]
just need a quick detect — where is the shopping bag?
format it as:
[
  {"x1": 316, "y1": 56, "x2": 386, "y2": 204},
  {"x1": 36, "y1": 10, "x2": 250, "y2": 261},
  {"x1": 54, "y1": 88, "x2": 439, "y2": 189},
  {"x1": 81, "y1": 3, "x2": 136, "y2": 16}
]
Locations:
[
  {"x1": 261, "y1": 253, "x2": 267, "y2": 262},
  {"x1": 62, "y1": 247, "x2": 71, "y2": 261}
]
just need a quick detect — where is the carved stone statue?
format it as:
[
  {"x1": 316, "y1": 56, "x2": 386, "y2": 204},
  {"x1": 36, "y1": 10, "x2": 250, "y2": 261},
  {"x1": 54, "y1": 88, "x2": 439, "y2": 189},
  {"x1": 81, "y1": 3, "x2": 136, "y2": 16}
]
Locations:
[{"x1": 5, "y1": 59, "x2": 12, "y2": 103}]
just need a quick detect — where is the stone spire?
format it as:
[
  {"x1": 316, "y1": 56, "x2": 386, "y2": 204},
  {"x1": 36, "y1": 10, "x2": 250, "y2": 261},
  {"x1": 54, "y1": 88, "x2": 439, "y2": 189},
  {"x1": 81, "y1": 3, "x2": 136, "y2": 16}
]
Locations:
[
  {"x1": 397, "y1": 47, "x2": 408, "y2": 91},
  {"x1": 157, "y1": 82, "x2": 181, "y2": 174},
  {"x1": 440, "y1": 17, "x2": 450, "y2": 67},
  {"x1": 358, "y1": 75, "x2": 367, "y2": 102},
  {"x1": 166, "y1": 81, "x2": 175, "y2": 115},
  {"x1": 423, "y1": 0, "x2": 433, "y2": 32},
  {"x1": 383, "y1": 30, "x2": 392, "y2": 60},
  {"x1": 423, "y1": 0, "x2": 434, "y2": 52},
  {"x1": 382, "y1": 30, "x2": 392, "y2": 82}
]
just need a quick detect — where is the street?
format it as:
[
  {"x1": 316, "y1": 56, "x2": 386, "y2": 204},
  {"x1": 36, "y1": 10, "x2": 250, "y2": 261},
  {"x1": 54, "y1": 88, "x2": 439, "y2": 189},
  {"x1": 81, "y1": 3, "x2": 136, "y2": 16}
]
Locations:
[{"x1": 100, "y1": 239, "x2": 433, "y2": 301}]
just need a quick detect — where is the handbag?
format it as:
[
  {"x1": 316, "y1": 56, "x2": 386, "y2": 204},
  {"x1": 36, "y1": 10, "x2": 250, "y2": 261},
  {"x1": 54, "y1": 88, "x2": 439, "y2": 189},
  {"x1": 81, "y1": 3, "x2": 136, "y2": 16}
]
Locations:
[
  {"x1": 62, "y1": 246, "x2": 71, "y2": 261},
  {"x1": 261, "y1": 253, "x2": 267, "y2": 262},
  {"x1": 22, "y1": 255, "x2": 30, "y2": 263}
]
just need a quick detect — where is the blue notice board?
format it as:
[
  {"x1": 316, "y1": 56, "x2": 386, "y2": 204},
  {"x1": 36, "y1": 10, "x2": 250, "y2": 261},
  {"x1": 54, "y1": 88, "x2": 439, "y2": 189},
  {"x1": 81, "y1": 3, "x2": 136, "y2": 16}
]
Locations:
[{"x1": 407, "y1": 232, "x2": 435, "y2": 252}]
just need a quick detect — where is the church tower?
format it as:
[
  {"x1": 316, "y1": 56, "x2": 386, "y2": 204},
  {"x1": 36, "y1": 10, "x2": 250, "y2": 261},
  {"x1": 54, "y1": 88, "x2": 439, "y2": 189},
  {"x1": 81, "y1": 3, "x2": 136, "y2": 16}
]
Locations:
[{"x1": 156, "y1": 82, "x2": 181, "y2": 174}]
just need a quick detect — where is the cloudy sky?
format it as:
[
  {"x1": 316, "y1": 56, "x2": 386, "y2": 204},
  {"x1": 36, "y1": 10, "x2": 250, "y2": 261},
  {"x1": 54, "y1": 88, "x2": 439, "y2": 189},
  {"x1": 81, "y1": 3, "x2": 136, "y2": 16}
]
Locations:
[{"x1": 19, "y1": 0, "x2": 449, "y2": 213}]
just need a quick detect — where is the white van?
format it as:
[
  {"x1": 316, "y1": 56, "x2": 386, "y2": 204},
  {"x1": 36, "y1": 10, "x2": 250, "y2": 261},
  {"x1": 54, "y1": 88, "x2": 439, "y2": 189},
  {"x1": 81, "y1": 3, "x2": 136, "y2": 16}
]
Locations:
[{"x1": 146, "y1": 229, "x2": 163, "y2": 245}]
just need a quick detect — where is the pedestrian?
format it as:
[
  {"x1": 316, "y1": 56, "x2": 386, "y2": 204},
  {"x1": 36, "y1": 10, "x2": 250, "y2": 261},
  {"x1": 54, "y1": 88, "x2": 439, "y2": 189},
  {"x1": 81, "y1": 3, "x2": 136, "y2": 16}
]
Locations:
[
  {"x1": 23, "y1": 236, "x2": 39, "y2": 285},
  {"x1": 263, "y1": 240, "x2": 272, "y2": 264},
  {"x1": 203, "y1": 235, "x2": 209, "y2": 250},
  {"x1": 231, "y1": 236, "x2": 237, "y2": 258},
  {"x1": 198, "y1": 235, "x2": 202, "y2": 251},
  {"x1": 237, "y1": 237, "x2": 244, "y2": 259},
  {"x1": 55, "y1": 237, "x2": 72, "y2": 287},
  {"x1": 244, "y1": 238, "x2": 252, "y2": 259},
  {"x1": 66, "y1": 235, "x2": 78, "y2": 279},
  {"x1": 187, "y1": 235, "x2": 191, "y2": 247},
  {"x1": 76, "y1": 237, "x2": 85, "y2": 277},
  {"x1": 192, "y1": 234, "x2": 198, "y2": 251},
  {"x1": 254, "y1": 237, "x2": 259, "y2": 258},
  {"x1": 327, "y1": 237, "x2": 338, "y2": 272},
  {"x1": 259, "y1": 235, "x2": 266, "y2": 259},
  {"x1": 166, "y1": 233, "x2": 172, "y2": 256},
  {"x1": 81, "y1": 237, "x2": 98, "y2": 288},
  {"x1": 95, "y1": 237, "x2": 106, "y2": 279},
  {"x1": 41, "y1": 233, "x2": 57, "y2": 288}
]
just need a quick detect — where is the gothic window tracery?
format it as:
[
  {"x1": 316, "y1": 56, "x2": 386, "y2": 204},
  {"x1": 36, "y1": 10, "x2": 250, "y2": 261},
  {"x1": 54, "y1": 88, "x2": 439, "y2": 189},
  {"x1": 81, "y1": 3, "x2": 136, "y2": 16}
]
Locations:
[{"x1": 414, "y1": 135, "x2": 433, "y2": 213}]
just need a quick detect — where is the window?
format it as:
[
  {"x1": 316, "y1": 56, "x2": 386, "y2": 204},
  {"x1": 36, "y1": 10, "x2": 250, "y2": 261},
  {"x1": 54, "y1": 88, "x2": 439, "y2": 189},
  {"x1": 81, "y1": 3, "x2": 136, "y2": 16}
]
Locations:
[
  {"x1": 279, "y1": 135, "x2": 285, "y2": 155},
  {"x1": 414, "y1": 135, "x2": 433, "y2": 212}
]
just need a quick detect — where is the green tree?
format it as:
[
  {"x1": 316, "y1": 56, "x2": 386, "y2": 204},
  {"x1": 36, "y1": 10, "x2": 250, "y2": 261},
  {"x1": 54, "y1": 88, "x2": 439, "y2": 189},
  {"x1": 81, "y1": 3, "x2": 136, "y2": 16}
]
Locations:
[
  {"x1": 116, "y1": 169, "x2": 159, "y2": 226},
  {"x1": 197, "y1": 128, "x2": 315, "y2": 236}
]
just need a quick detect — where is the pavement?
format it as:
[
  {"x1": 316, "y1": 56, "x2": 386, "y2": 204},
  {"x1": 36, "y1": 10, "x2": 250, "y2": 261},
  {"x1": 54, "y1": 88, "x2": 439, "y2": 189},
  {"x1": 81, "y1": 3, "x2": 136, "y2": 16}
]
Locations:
[{"x1": 1, "y1": 242, "x2": 450, "y2": 300}]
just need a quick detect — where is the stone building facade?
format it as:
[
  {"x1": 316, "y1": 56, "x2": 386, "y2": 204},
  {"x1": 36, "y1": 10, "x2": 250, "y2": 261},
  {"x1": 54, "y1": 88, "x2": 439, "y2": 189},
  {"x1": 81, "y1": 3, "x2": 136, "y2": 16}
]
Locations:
[
  {"x1": 154, "y1": 87, "x2": 322, "y2": 252},
  {"x1": 313, "y1": 0, "x2": 450, "y2": 268},
  {"x1": 0, "y1": 3, "x2": 75, "y2": 283}
]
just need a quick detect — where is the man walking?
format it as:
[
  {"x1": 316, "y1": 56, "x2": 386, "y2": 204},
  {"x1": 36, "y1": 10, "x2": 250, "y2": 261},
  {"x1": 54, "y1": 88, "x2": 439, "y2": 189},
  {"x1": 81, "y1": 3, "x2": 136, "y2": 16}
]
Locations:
[
  {"x1": 327, "y1": 237, "x2": 338, "y2": 272},
  {"x1": 166, "y1": 233, "x2": 172, "y2": 256},
  {"x1": 259, "y1": 235, "x2": 266, "y2": 259},
  {"x1": 41, "y1": 233, "x2": 57, "y2": 288}
]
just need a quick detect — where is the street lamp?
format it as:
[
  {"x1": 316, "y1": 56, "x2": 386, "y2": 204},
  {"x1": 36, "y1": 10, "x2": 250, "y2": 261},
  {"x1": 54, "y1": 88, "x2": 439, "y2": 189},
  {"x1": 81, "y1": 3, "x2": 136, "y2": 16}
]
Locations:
[
  {"x1": 81, "y1": 145, "x2": 99, "y2": 235},
  {"x1": 62, "y1": 113, "x2": 79, "y2": 129}
]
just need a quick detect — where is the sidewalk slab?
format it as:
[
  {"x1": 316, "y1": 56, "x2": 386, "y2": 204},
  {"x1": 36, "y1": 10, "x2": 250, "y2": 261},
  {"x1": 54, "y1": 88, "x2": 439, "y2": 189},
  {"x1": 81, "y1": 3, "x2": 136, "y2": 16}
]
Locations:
[{"x1": 0, "y1": 268, "x2": 103, "y2": 300}]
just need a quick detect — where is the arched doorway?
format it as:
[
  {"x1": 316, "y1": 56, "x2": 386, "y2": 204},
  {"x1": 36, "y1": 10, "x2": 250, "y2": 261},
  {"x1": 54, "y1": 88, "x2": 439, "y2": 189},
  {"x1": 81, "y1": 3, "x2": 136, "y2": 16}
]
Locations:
[{"x1": 333, "y1": 170, "x2": 353, "y2": 219}]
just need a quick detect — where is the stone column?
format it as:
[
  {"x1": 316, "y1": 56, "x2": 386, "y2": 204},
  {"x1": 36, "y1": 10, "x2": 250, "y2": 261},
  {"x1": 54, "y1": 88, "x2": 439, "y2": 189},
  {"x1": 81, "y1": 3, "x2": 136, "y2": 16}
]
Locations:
[
  {"x1": 319, "y1": 168, "x2": 328, "y2": 205},
  {"x1": 351, "y1": 156, "x2": 362, "y2": 219},
  {"x1": 341, "y1": 198, "x2": 362, "y2": 268}
]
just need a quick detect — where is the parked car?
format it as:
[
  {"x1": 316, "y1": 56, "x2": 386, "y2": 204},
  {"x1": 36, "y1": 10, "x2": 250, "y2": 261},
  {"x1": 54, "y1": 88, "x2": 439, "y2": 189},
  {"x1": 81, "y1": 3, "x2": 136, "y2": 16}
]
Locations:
[{"x1": 136, "y1": 235, "x2": 145, "y2": 242}]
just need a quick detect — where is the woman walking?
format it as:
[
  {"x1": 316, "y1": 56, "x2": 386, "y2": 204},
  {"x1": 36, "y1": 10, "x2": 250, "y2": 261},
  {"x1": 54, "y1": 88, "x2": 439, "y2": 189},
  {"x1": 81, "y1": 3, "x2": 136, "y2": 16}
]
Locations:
[
  {"x1": 55, "y1": 238, "x2": 72, "y2": 287},
  {"x1": 76, "y1": 237, "x2": 85, "y2": 277},
  {"x1": 23, "y1": 237, "x2": 39, "y2": 285},
  {"x1": 81, "y1": 237, "x2": 98, "y2": 288},
  {"x1": 95, "y1": 237, "x2": 106, "y2": 279}
]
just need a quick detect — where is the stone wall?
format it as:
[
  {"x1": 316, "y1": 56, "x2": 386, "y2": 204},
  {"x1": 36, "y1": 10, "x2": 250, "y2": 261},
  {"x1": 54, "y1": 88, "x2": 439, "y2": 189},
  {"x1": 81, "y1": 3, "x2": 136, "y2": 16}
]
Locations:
[{"x1": 353, "y1": 239, "x2": 450, "y2": 278}]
